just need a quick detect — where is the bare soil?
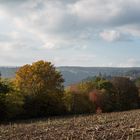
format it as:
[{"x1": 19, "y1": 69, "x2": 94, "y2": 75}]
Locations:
[{"x1": 0, "y1": 109, "x2": 140, "y2": 140}]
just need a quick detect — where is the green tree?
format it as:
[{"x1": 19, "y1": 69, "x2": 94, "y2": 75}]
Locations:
[
  {"x1": 0, "y1": 79, "x2": 15, "y2": 120},
  {"x1": 0, "y1": 79, "x2": 23, "y2": 120},
  {"x1": 111, "y1": 77, "x2": 139, "y2": 111},
  {"x1": 5, "y1": 91, "x2": 24, "y2": 119}
]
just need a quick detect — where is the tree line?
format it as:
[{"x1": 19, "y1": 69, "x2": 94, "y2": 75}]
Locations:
[{"x1": 0, "y1": 60, "x2": 140, "y2": 121}]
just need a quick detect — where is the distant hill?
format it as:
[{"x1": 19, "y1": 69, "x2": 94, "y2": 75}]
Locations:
[
  {"x1": 57, "y1": 67, "x2": 140, "y2": 86},
  {"x1": 1, "y1": 66, "x2": 140, "y2": 86},
  {"x1": 0, "y1": 67, "x2": 19, "y2": 78}
]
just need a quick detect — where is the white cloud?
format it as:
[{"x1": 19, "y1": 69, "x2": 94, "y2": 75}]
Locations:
[
  {"x1": 100, "y1": 29, "x2": 133, "y2": 42},
  {"x1": 118, "y1": 58, "x2": 140, "y2": 67},
  {"x1": 69, "y1": 0, "x2": 120, "y2": 23},
  {"x1": 0, "y1": 0, "x2": 140, "y2": 66},
  {"x1": 53, "y1": 54, "x2": 97, "y2": 66},
  {"x1": 1, "y1": 0, "x2": 140, "y2": 46},
  {"x1": 100, "y1": 30, "x2": 121, "y2": 42}
]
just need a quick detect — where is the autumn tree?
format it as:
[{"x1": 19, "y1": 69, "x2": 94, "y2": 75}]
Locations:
[
  {"x1": 87, "y1": 77, "x2": 116, "y2": 112},
  {"x1": 15, "y1": 60, "x2": 65, "y2": 117},
  {"x1": 78, "y1": 80, "x2": 95, "y2": 93},
  {"x1": 64, "y1": 81, "x2": 96, "y2": 114},
  {"x1": 64, "y1": 90, "x2": 95, "y2": 114}
]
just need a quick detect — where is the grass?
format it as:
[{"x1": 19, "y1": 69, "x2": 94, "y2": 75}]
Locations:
[{"x1": 0, "y1": 109, "x2": 140, "y2": 140}]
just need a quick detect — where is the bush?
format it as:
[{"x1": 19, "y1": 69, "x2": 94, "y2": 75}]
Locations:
[
  {"x1": 5, "y1": 92, "x2": 24, "y2": 119},
  {"x1": 0, "y1": 79, "x2": 24, "y2": 120},
  {"x1": 23, "y1": 92, "x2": 66, "y2": 118},
  {"x1": 0, "y1": 94, "x2": 6, "y2": 120}
]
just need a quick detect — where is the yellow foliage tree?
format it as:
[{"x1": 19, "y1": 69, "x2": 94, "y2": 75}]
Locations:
[{"x1": 15, "y1": 60, "x2": 65, "y2": 117}]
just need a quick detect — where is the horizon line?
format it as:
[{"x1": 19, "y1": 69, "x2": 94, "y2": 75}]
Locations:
[{"x1": 0, "y1": 65, "x2": 140, "y2": 68}]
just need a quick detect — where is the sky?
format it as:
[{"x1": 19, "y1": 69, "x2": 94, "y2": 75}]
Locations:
[{"x1": 0, "y1": 0, "x2": 140, "y2": 67}]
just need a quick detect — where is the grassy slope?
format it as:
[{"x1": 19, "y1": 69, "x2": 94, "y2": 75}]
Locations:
[{"x1": 0, "y1": 109, "x2": 140, "y2": 140}]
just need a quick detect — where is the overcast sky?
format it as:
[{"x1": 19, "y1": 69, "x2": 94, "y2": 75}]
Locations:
[{"x1": 0, "y1": 0, "x2": 140, "y2": 67}]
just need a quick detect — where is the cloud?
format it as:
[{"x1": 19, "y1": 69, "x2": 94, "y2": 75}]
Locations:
[
  {"x1": 69, "y1": 0, "x2": 120, "y2": 25},
  {"x1": 0, "y1": 0, "x2": 140, "y2": 66},
  {"x1": 1, "y1": 0, "x2": 140, "y2": 43},
  {"x1": 100, "y1": 30, "x2": 121, "y2": 42},
  {"x1": 53, "y1": 54, "x2": 96, "y2": 66},
  {"x1": 118, "y1": 58, "x2": 140, "y2": 67},
  {"x1": 100, "y1": 30, "x2": 132, "y2": 42},
  {"x1": 71, "y1": 0, "x2": 140, "y2": 26}
]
